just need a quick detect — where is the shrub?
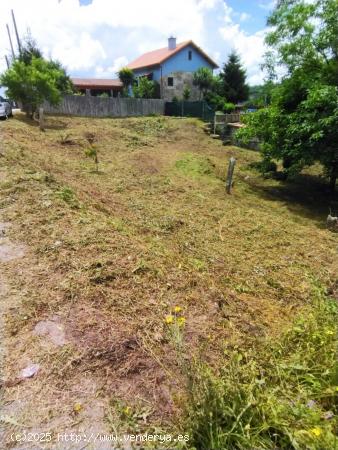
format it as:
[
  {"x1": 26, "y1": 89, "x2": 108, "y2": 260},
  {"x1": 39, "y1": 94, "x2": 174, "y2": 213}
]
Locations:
[
  {"x1": 204, "y1": 92, "x2": 235, "y2": 113},
  {"x1": 222, "y1": 102, "x2": 235, "y2": 113},
  {"x1": 183, "y1": 86, "x2": 191, "y2": 101},
  {"x1": 133, "y1": 77, "x2": 156, "y2": 99}
]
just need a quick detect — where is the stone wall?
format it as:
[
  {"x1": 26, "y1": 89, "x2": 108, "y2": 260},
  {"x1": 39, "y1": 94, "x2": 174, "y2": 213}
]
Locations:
[{"x1": 161, "y1": 72, "x2": 201, "y2": 101}]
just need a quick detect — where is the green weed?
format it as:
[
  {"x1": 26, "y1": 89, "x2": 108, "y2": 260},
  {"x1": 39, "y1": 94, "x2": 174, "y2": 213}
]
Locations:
[
  {"x1": 175, "y1": 153, "x2": 215, "y2": 179},
  {"x1": 85, "y1": 145, "x2": 99, "y2": 172},
  {"x1": 184, "y1": 284, "x2": 338, "y2": 450},
  {"x1": 55, "y1": 186, "x2": 79, "y2": 208}
]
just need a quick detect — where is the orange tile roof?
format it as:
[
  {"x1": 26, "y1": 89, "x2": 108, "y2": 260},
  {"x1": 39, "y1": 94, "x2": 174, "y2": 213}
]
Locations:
[
  {"x1": 71, "y1": 78, "x2": 123, "y2": 88},
  {"x1": 127, "y1": 40, "x2": 218, "y2": 70}
]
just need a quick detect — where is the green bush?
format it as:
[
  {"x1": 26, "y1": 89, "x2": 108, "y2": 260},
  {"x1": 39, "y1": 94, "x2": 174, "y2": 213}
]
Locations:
[
  {"x1": 222, "y1": 102, "x2": 235, "y2": 113},
  {"x1": 133, "y1": 77, "x2": 157, "y2": 99},
  {"x1": 204, "y1": 92, "x2": 235, "y2": 113}
]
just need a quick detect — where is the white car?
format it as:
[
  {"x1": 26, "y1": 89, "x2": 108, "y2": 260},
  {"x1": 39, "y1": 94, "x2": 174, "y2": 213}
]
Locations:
[{"x1": 0, "y1": 98, "x2": 13, "y2": 119}]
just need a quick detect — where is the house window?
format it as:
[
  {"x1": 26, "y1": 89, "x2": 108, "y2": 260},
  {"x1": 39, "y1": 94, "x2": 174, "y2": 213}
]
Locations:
[
  {"x1": 188, "y1": 50, "x2": 192, "y2": 60},
  {"x1": 168, "y1": 77, "x2": 174, "y2": 87}
]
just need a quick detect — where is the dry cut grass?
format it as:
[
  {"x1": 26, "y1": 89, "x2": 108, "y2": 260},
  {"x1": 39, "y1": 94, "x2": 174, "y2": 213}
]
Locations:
[{"x1": 0, "y1": 113, "x2": 337, "y2": 447}]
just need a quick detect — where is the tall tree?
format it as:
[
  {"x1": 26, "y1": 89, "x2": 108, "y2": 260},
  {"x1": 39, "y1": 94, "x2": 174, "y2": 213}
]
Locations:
[
  {"x1": 0, "y1": 34, "x2": 73, "y2": 117},
  {"x1": 19, "y1": 32, "x2": 43, "y2": 64},
  {"x1": 220, "y1": 51, "x2": 249, "y2": 103},
  {"x1": 237, "y1": 0, "x2": 338, "y2": 190},
  {"x1": 193, "y1": 67, "x2": 213, "y2": 99},
  {"x1": 19, "y1": 34, "x2": 73, "y2": 94}
]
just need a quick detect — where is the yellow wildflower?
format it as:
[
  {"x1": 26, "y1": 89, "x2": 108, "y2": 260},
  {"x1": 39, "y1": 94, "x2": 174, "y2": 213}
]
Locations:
[
  {"x1": 310, "y1": 427, "x2": 322, "y2": 437},
  {"x1": 165, "y1": 315, "x2": 174, "y2": 324},
  {"x1": 73, "y1": 403, "x2": 82, "y2": 413},
  {"x1": 173, "y1": 306, "x2": 182, "y2": 313},
  {"x1": 123, "y1": 406, "x2": 132, "y2": 416},
  {"x1": 177, "y1": 317, "x2": 186, "y2": 326}
]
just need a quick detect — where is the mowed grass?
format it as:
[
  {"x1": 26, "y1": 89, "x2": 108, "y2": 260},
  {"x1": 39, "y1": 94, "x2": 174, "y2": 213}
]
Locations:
[{"x1": 0, "y1": 113, "x2": 337, "y2": 448}]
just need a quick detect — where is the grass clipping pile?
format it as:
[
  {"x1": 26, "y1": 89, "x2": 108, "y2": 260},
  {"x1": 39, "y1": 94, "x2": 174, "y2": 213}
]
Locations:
[{"x1": 0, "y1": 113, "x2": 337, "y2": 449}]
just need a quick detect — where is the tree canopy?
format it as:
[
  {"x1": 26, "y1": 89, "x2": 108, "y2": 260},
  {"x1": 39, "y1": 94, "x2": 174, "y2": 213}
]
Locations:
[
  {"x1": 0, "y1": 35, "x2": 73, "y2": 116},
  {"x1": 219, "y1": 51, "x2": 249, "y2": 103},
  {"x1": 193, "y1": 67, "x2": 213, "y2": 99},
  {"x1": 19, "y1": 33, "x2": 43, "y2": 64},
  {"x1": 118, "y1": 68, "x2": 134, "y2": 88},
  {"x1": 237, "y1": 0, "x2": 338, "y2": 190}
]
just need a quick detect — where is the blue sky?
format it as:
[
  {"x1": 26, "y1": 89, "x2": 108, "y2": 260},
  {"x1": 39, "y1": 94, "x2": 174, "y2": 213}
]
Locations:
[
  {"x1": 0, "y1": 0, "x2": 277, "y2": 93},
  {"x1": 226, "y1": 0, "x2": 273, "y2": 33}
]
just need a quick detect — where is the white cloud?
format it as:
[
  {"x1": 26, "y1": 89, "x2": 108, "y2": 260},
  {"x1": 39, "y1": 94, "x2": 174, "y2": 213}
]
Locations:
[
  {"x1": 239, "y1": 12, "x2": 251, "y2": 22},
  {"x1": 95, "y1": 56, "x2": 129, "y2": 78},
  {"x1": 0, "y1": 0, "x2": 268, "y2": 87},
  {"x1": 0, "y1": 0, "x2": 208, "y2": 74},
  {"x1": 219, "y1": 3, "x2": 267, "y2": 84},
  {"x1": 110, "y1": 56, "x2": 129, "y2": 74},
  {"x1": 53, "y1": 32, "x2": 106, "y2": 71},
  {"x1": 222, "y1": 3, "x2": 234, "y2": 23},
  {"x1": 212, "y1": 51, "x2": 221, "y2": 65},
  {"x1": 258, "y1": 1, "x2": 276, "y2": 11},
  {"x1": 197, "y1": 0, "x2": 219, "y2": 9}
]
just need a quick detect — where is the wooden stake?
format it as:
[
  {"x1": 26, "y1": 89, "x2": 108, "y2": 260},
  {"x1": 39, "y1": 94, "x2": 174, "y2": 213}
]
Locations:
[
  {"x1": 39, "y1": 107, "x2": 45, "y2": 131},
  {"x1": 226, "y1": 157, "x2": 236, "y2": 194}
]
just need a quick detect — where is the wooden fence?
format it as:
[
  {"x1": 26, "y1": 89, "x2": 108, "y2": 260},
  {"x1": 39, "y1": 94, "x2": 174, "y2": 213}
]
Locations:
[{"x1": 43, "y1": 95, "x2": 166, "y2": 117}]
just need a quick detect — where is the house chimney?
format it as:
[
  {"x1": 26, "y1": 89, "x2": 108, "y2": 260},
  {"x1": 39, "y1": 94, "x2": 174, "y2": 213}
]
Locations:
[{"x1": 168, "y1": 36, "x2": 176, "y2": 50}]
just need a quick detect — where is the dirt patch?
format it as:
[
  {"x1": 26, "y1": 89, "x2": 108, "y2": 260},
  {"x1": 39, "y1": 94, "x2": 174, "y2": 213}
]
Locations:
[
  {"x1": 0, "y1": 241, "x2": 26, "y2": 263},
  {"x1": 0, "y1": 224, "x2": 26, "y2": 445},
  {"x1": 0, "y1": 222, "x2": 10, "y2": 235},
  {"x1": 33, "y1": 320, "x2": 67, "y2": 347},
  {"x1": 130, "y1": 151, "x2": 163, "y2": 174},
  {"x1": 0, "y1": 222, "x2": 26, "y2": 262}
]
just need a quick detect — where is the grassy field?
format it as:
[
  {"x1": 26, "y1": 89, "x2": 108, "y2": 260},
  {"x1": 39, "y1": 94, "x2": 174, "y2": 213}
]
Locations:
[{"x1": 0, "y1": 113, "x2": 337, "y2": 449}]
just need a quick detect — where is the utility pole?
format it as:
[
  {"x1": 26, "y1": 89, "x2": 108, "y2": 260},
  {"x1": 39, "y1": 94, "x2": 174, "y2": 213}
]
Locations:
[
  {"x1": 11, "y1": 10, "x2": 22, "y2": 55},
  {"x1": 4, "y1": 55, "x2": 10, "y2": 69},
  {"x1": 6, "y1": 24, "x2": 15, "y2": 59}
]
